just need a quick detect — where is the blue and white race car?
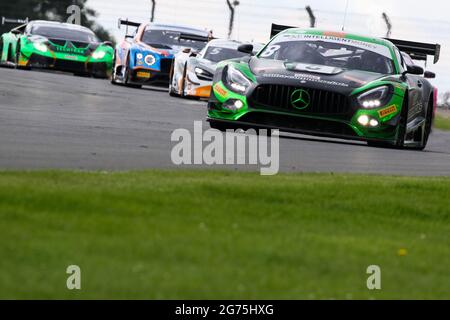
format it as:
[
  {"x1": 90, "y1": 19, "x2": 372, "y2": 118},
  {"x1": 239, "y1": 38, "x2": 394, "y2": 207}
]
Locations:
[{"x1": 111, "y1": 19, "x2": 211, "y2": 88}]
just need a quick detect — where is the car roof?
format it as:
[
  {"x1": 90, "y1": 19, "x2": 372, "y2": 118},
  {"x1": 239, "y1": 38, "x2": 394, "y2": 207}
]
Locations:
[
  {"x1": 29, "y1": 20, "x2": 95, "y2": 34},
  {"x1": 145, "y1": 23, "x2": 209, "y2": 37},
  {"x1": 279, "y1": 28, "x2": 394, "y2": 49},
  {"x1": 206, "y1": 39, "x2": 243, "y2": 49}
]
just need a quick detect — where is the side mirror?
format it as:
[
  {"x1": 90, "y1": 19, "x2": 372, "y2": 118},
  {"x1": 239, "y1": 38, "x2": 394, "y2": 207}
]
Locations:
[
  {"x1": 424, "y1": 71, "x2": 436, "y2": 79},
  {"x1": 103, "y1": 41, "x2": 113, "y2": 47},
  {"x1": 182, "y1": 48, "x2": 191, "y2": 54},
  {"x1": 238, "y1": 44, "x2": 254, "y2": 55},
  {"x1": 405, "y1": 65, "x2": 424, "y2": 75},
  {"x1": 11, "y1": 29, "x2": 22, "y2": 35}
]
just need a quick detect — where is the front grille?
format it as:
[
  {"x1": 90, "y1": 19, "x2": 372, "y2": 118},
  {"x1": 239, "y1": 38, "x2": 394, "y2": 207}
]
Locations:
[
  {"x1": 239, "y1": 112, "x2": 357, "y2": 137},
  {"x1": 71, "y1": 41, "x2": 90, "y2": 49},
  {"x1": 48, "y1": 39, "x2": 67, "y2": 46},
  {"x1": 48, "y1": 40, "x2": 90, "y2": 55},
  {"x1": 251, "y1": 84, "x2": 351, "y2": 116},
  {"x1": 160, "y1": 58, "x2": 173, "y2": 74}
]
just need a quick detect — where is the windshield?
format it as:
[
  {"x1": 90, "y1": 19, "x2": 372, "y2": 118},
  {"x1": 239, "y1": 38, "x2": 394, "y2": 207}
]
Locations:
[
  {"x1": 259, "y1": 34, "x2": 396, "y2": 74},
  {"x1": 31, "y1": 25, "x2": 98, "y2": 43},
  {"x1": 142, "y1": 29, "x2": 207, "y2": 50},
  {"x1": 203, "y1": 46, "x2": 249, "y2": 63}
]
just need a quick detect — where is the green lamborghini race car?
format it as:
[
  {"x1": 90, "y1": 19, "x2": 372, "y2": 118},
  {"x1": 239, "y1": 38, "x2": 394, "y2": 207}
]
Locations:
[
  {"x1": 0, "y1": 19, "x2": 113, "y2": 78},
  {"x1": 207, "y1": 24, "x2": 440, "y2": 150}
]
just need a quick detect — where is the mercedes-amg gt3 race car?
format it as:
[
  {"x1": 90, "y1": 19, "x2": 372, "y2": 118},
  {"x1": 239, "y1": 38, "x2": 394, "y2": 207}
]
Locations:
[
  {"x1": 0, "y1": 18, "x2": 114, "y2": 78},
  {"x1": 208, "y1": 24, "x2": 440, "y2": 150},
  {"x1": 111, "y1": 20, "x2": 211, "y2": 88},
  {"x1": 169, "y1": 39, "x2": 262, "y2": 98}
]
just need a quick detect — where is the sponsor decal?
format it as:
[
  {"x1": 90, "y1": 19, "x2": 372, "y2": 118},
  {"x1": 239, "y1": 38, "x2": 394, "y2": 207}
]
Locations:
[
  {"x1": 136, "y1": 71, "x2": 151, "y2": 78},
  {"x1": 323, "y1": 31, "x2": 347, "y2": 38},
  {"x1": 144, "y1": 54, "x2": 156, "y2": 66},
  {"x1": 378, "y1": 105, "x2": 397, "y2": 118},
  {"x1": 214, "y1": 83, "x2": 228, "y2": 98},
  {"x1": 274, "y1": 33, "x2": 392, "y2": 59},
  {"x1": 64, "y1": 55, "x2": 78, "y2": 60},
  {"x1": 54, "y1": 45, "x2": 85, "y2": 54}
]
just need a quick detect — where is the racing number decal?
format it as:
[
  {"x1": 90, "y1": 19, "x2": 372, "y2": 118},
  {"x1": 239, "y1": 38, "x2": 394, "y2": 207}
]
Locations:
[
  {"x1": 260, "y1": 45, "x2": 281, "y2": 58},
  {"x1": 209, "y1": 48, "x2": 222, "y2": 55}
]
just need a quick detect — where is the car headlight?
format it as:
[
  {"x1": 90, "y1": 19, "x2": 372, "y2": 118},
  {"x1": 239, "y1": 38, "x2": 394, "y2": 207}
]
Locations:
[
  {"x1": 225, "y1": 65, "x2": 252, "y2": 94},
  {"x1": 357, "y1": 86, "x2": 392, "y2": 109},
  {"x1": 195, "y1": 67, "x2": 214, "y2": 80},
  {"x1": 144, "y1": 54, "x2": 156, "y2": 66},
  {"x1": 92, "y1": 50, "x2": 106, "y2": 60},
  {"x1": 33, "y1": 42, "x2": 48, "y2": 53},
  {"x1": 195, "y1": 67, "x2": 206, "y2": 76}
]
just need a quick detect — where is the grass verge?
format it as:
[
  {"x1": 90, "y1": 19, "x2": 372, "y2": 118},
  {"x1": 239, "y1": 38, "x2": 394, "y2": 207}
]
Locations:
[
  {"x1": 435, "y1": 112, "x2": 450, "y2": 131},
  {"x1": 0, "y1": 170, "x2": 449, "y2": 299}
]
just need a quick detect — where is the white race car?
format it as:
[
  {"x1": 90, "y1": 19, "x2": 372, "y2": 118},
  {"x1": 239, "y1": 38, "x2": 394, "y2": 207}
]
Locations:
[{"x1": 169, "y1": 39, "x2": 262, "y2": 98}]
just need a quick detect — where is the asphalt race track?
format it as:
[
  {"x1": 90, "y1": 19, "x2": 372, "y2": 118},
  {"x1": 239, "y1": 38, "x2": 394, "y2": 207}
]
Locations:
[{"x1": 1, "y1": 67, "x2": 450, "y2": 175}]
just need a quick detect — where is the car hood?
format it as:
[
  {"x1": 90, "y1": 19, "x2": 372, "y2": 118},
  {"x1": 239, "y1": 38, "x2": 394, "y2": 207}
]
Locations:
[{"x1": 248, "y1": 57, "x2": 390, "y2": 94}]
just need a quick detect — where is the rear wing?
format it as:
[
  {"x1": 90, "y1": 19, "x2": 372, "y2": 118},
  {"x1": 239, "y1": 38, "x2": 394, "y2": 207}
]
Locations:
[
  {"x1": 117, "y1": 18, "x2": 141, "y2": 29},
  {"x1": 118, "y1": 18, "x2": 142, "y2": 39},
  {"x1": 179, "y1": 33, "x2": 210, "y2": 43},
  {"x1": 1, "y1": 17, "x2": 29, "y2": 26},
  {"x1": 385, "y1": 38, "x2": 440, "y2": 64},
  {"x1": 270, "y1": 23, "x2": 296, "y2": 39}
]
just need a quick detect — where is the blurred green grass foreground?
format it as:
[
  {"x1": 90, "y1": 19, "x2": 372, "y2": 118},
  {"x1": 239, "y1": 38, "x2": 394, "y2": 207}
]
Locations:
[{"x1": 0, "y1": 170, "x2": 449, "y2": 299}]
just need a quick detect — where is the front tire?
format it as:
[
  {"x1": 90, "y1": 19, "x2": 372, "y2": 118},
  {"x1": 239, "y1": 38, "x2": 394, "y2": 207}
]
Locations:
[
  {"x1": 7, "y1": 45, "x2": 14, "y2": 63},
  {"x1": 412, "y1": 100, "x2": 434, "y2": 151},
  {"x1": 15, "y1": 43, "x2": 30, "y2": 70},
  {"x1": 111, "y1": 54, "x2": 119, "y2": 85},
  {"x1": 180, "y1": 63, "x2": 187, "y2": 98},
  {"x1": 0, "y1": 38, "x2": 4, "y2": 63},
  {"x1": 124, "y1": 55, "x2": 142, "y2": 89},
  {"x1": 367, "y1": 98, "x2": 408, "y2": 149},
  {"x1": 168, "y1": 63, "x2": 179, "y2": 97},
  {"x1": 15, "y1": 43, "x2": 21, "y2": 68}
]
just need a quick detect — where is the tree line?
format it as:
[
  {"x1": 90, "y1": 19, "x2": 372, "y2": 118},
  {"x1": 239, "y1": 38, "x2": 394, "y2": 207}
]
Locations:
[{"x1": 0, "y1": 0, "x2": 113, "y2": 41}]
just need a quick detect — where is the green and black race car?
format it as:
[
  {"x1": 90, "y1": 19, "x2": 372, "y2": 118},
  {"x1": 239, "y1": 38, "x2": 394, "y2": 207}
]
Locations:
[
  {"x1": 207, "y1": 24, "x2": 440, "y2": 150},
  {"x1": 0, "y1": 18, "x2": 114, "y2": 78}
]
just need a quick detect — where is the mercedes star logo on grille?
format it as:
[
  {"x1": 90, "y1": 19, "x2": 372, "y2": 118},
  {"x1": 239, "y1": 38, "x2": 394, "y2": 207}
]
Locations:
[{"x1": 290, "y1": 89, "x2": 311, "y2": 110}]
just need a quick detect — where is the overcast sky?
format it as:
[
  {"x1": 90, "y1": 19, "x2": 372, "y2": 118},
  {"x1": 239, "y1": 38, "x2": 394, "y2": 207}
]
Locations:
[{"x1": 88, "y1": 0, "x2": 450, "y2": 91}]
